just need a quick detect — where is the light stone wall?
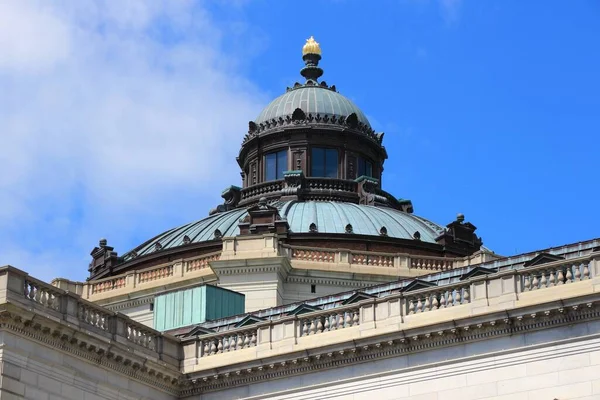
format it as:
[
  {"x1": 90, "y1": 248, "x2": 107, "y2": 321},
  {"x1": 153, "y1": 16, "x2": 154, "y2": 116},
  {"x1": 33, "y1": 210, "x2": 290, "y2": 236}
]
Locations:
[
  {"x1": 0, "y1": 331, "x2": 175, "y2": 400},
  {"x1": 119, "y1": 303, "x2": 154, "y2": 329},
  {"x1": 190, "y1": 320, "x2": 600, "y2": 400},
  {"x1": 218, "y1": 271, "x2": 284, "y2": 312},
  {"x1": 282, "y1": 282, "x2": 363, "y2": 304}
]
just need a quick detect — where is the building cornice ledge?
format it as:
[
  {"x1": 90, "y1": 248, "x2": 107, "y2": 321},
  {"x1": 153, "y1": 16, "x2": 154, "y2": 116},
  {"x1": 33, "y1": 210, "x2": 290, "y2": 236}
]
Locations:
[{"x1": 182, "y1": 293, "x2": 600, "y2": 396}]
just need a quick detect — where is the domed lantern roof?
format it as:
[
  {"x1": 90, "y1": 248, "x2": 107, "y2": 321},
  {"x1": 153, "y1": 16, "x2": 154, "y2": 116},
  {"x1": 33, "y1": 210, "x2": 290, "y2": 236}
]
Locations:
[{"x1": 87, "y1": 37, "x2": 486, "y2": 282}]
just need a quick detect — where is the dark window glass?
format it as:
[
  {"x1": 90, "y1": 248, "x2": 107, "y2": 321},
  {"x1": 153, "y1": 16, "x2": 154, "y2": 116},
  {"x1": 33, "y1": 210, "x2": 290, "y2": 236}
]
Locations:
[
  {"x1": 357, "y1": 157, "x2": 373, "y2": 178},
  {"x1": 312, "y1": 148, "x2": 325, "y2": 177},
  {"x1": 311, "y1": 148, "x2": 338, "y2": 177},
  {"x1": 265, "y1": 150, "x2": 287, "y2": 181}
]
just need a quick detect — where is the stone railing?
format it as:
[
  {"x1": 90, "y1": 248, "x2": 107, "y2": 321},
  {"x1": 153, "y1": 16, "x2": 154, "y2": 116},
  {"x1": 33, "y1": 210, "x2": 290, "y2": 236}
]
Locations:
[
  {"x1": 90, "y1": 275, "x2": 126, "y2": 294},
  {"x1": 352, "y1": 252, "x2": 395, "y2": 267},
  {"x1": 54, "y1": 252, "x2": 221, "y2": 301},
  {"x1": 299, "y1": 305, "x2": 360, "y2": 337},
  {"x1": 520, "y1": 258, "x2": 592, "y2": 291},
  {"x1": 410, "y1": 256, "x2": 455, "y2": 270},
  {"x1": 138, "y1": 264, "x2": 173, "y2": 284},
  {"x1": 240, "y1": 180, "x2": 284, "y2": 203},
  {"x1": 405, "y1": 281, "x2": 470, "y2": 313},
  {"x1": 291, "y1": 247, "x2": 336, "y2": 263},
  {"x1": 306, "y1": 178, "x2": 357, "y2": 193},
  {"x1": 286, "y1": 245, "x2": 459, "y2": 272},
  {"x1": 0, "y1": 266, "x2": 179, "y2": 362},
  {"x1": 198, "y1": 328, "x2": 259, "y2": 358},
  {"x1": 181, "y1": 252, "x2": 600, "y2": 373}
]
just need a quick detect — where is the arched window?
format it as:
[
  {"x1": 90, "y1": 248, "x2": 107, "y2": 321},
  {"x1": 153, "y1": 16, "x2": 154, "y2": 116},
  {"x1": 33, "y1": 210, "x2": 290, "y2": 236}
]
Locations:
[
  {"x1": 311, "y1": 148, "x2": 338, "y2": 178},
  {"x1": 265, "y1": 150, "x2": 287, "y2": 181}
]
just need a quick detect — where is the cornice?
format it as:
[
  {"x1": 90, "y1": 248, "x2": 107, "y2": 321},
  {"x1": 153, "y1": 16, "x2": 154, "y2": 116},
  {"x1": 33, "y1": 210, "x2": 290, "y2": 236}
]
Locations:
[
  {"x1": 0, "y1": 305, "x2": 182, "y2": 395},
  {"x1": 211, "y1": 257, "x2": 292, "y2": 281},
  {"x1": 286, "y1": 275, "x2": 372, "y2": 288},
  {"x1": 182, "y1": 296, "x2": 600, "y2": 396},
  {"x1": 104, "y1": 295, "x2": 154, "y2": 311}
]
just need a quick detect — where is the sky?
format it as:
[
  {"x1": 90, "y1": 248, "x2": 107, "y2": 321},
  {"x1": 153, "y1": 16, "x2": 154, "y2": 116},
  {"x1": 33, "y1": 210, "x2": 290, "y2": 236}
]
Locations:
[{"x1": 1, "y1": 0, "x2": 599, "y2": 282}]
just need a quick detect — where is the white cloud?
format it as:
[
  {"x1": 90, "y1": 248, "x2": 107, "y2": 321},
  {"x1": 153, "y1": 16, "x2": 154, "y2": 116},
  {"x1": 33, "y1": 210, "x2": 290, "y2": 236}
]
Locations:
[{"x1": 0, "y1": 1, "x2": 265, "y2": 281}]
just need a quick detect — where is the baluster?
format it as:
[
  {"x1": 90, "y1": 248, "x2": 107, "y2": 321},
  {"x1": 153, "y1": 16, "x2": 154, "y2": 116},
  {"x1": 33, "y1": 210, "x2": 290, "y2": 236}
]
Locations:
[
  {"x1": 236, "y1": 334, "x2": 243, "y2": 349},
  {"x1": 46, "y1": 292, "x2": 54, "y2": 309},
  {"x1": 431, "y1": 293, "x2": 439, "y2": 310},
  {"x1": 447, "y1": 291, "x2": 455, "y2": 307},
  {"x1": 223, "y1": 336, "x2": 230, "y2": 352},
  {"x1": 316, "y1": 318, "x2": 324, "y2": 333},
  {"x1": 345, "y1": 311, "x2": 352, "y2": 327},
  {"x1": 302, "y1": 320, "x2": 309, "y2": 336},
  {"x1": 548, "y1": 269, "x2": 556, "y2": 287},
  {"x1": 338, "y1": 313, "x2": 344, "y2": 329},
  {"x1": 323, "y1": 315, "x2": 330, "y2": 332},
  {"x1": 250, "y1": 332, "x2": 257, "y2": 347},
  {"x1": 455, "y1": 289, "x2": 462, "y2": 305},
  {"x1": 210, "y1": 340, "x2": 217, "y2": 355},
  {"x1": 439, "y1": 292, "x2": 447, "y2": 309},
  {"x1": 203, "y1": 341, "x2": 210, "y2": 356},
  {"x1": 565, "y1": 266, "x2": 573, "y2": 284},
  {"x1": 523, "y1": 275, "x2": 531, "y2": 291},
  {"x1": 557, "y1": 268, "x2": 565, "y2": 285},
  {"x1": 352, "y1": 310, "x2": 359, "y2": 326},
  {"x1": 540, "y1": 270, "x2": 547, "y2": 288},
  {"x1": 243, "y1": 332, "x2": 250, "y2": 348},
  {"x1": 330, "y1": 314, "x2": 337, "y2": 330},
  {"x1": 24, "y1": 281, "x2": 30, "y2": 297},
  {"x1": 416, "y1": 298, "x2": 423, "y2": 313},
  {"x1": 309, "y1": 318, "x2": 317, "y2": 335},
  {"x1": 574, "y1": 263, "x2": 581, "y2": 281},
  {"x1": 462, "y1": 287, "x2": 470, "y2": 304},
  {"x1": 149, "y1": 336, "x2": 156, "y2": 351},
  {"x1": 217, "y1": 338, "x2": 223, "y2": 353},
  {"x1": 423, "y1": 296, "x2": 431, "y2": 312},
  {"x1": 531, "y1": 274, "x2": 539, "y2": 290},
  {"x1": 583, "y1": 263, "x2": 590, "y2": 280},
  {"x1": 408, "y1": 298, "x2": 415, "y2": 314},
  {"x1": 34, "y1": 285, "x2": 41, "y2": 303}
]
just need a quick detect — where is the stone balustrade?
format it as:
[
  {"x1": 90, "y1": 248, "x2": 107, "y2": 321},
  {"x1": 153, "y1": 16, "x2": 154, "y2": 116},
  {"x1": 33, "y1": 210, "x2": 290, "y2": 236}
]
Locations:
[
  {"x1": 521, "y1": 258, "x2": 591, "y2": 291},
  {"x1": 0, "y1": 266, "x2": 180, "y2": 364},
  {"x1": 406, "y1": 282, "x2": 470, "y2": 314},
  {"x1": 239, "y1": 180, "x2": 284, "y2": 203},
  {"x1": 410, "y1": 256, "x2": 455, "y2": 270},
  {"x1": 286, "y1": 245, "x2": 460, "y2": 272},
  {"x1": 199, "y1": 328, "x2": 259, "y2": 358},
  {"x1": 299, "y1": 305, "x2": 360, "y2": 336},
  {"x1": 181, "y1": 252, "x2": 600, "y2": 374},
  {"x1": 53, "y1": 252, "x2": 221, "y2": 302}
]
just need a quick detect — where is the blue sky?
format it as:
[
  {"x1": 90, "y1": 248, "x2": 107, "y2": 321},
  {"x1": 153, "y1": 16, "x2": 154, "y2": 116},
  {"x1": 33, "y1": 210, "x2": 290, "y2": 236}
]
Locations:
[{"x1": 1, "y1": 1, "x2": 599, "y2": 282}]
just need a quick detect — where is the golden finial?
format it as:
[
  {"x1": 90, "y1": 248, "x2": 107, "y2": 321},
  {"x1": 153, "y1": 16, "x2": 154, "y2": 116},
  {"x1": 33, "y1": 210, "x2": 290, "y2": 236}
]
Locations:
[{"x1": 302, "y1": 36, "x2": 322, "y2": 56}]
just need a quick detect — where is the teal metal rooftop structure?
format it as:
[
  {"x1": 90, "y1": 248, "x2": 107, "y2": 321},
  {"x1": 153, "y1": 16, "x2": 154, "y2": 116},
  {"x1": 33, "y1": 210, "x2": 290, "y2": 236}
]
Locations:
[
  {"x1": 123, "y1": 201, "x2": 445, "y2": 261},
  {"x1": 89, "y1": 36, "x2": 485, "y2": 281}
]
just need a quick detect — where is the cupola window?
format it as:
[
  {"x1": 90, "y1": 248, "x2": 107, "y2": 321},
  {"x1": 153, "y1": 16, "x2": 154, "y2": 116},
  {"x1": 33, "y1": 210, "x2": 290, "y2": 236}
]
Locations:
[
  {"x1": 357, "y1": 157, "x2": 373, "y2": 178},
  {"x1": 311, "y1": 148, "x2": 338, "y2": 178},
  {"x1": 265, "y1": 150, "x2": 288, "y2": 181}
]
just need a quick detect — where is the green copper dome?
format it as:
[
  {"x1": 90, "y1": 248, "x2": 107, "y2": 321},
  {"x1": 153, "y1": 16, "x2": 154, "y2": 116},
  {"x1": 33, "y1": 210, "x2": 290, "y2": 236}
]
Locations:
[
  {"x1": 255, "y1": 86, "x2": 371, "y2": 128},
  {"x1": 123, "y1": 201, "x2": 444, "y2": 261}
]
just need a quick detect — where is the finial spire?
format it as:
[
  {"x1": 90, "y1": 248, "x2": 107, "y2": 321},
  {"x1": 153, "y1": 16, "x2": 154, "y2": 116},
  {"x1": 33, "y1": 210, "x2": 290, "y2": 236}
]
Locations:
[
  {"x1": 302, "y1": 36, "x2": 322, "y2": 56},
  {"x1": 300, "y1": 36, "x2": 323, "y2": 83}
]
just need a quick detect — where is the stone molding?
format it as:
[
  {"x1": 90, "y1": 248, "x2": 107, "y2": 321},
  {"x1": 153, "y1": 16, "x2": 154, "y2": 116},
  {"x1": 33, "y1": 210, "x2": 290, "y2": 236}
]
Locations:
[
  {"x1": 0, "y1": 304, "x2": 181, "y2": 395},
  {"x1": 286, "y1": 275, "x2": 372, "y2": 288},
  {"x1": 181, "y1": 295, "x2": 600, "y2": 395}
]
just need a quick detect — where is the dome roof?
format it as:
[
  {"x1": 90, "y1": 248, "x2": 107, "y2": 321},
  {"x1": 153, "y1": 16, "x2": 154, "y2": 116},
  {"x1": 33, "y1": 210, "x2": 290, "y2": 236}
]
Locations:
[
  {"x1": 123, "y1": 201, "x2": 444, "y2": 261},
  {"x1": 255, "y1": 86, "x2": 371, "y2": 128}
]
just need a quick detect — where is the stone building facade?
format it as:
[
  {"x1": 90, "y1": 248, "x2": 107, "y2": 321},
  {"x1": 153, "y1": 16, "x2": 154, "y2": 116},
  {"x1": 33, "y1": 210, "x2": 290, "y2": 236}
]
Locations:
[{"x1": 1, "y1": 38, "x2": 600, "y2": 400}]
